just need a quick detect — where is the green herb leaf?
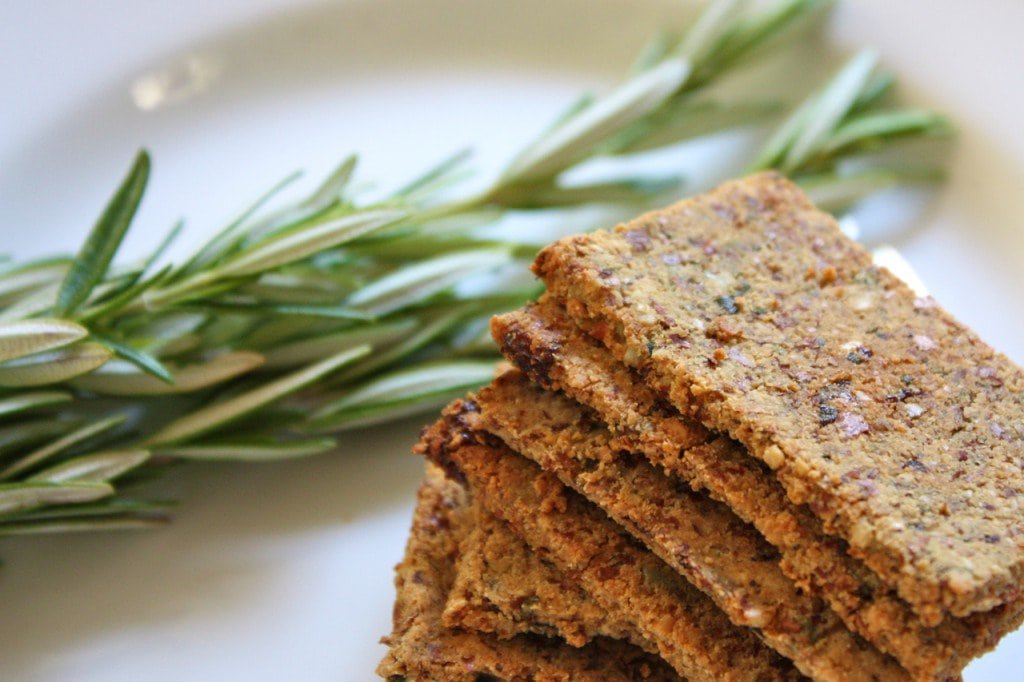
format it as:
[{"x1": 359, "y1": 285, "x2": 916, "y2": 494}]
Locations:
[
  {"x1": 782, "y1": 49, "x2": 878, "y2": 172},
  {"x1": 155, "y1": 438, "x2": 336, "y2": 461},
  {"x1": 501, "y1": 58, "x2": 692, "y2": 183},
  {"x1": 0, "y1": 515, "x2": 165, "y2": 535},
  {"x1": 54, "y1": 150, "x2": 151, "y2": 317},
  {"x1": 0, "y1": 414, "x2": 127, "y2": 480},
  {"x1": 0, "y1": 318, "x2": 89, "y2": 363},
  {"x1": 215, "y1": 208, "x2": 406, "y2": 277},
  {"x1": 70, "y1": 351, "x2": 264, "y2": 396},
  {"x1": 310, "y1": 360, "x2": 496, "y2": 430},
  {"x1": 0, "y1": 481, "x2": 114, "y2": 517},
  {"x1": 0, "y1": 391, "x2": 72, "y2": 420},
  {"x1": 29, "y1": 449, "x2": 149, "y2": 483},
  {"x1": 346, "y1": 248, "x2": 513, "y2": 317},
  {"x1": 93, "y1": 335, "x2": 175, "y2": 384},
  {"x1": 0, "y1": 342, "x2": 113, "y2": 387},
  {"x1": 145, "y1": 344, "x2": 371, "y2": 446}
]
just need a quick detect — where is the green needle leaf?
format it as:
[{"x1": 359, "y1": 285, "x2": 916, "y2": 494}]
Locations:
[
  {"x1": 145, "y1": 344, "x2": 371, "y2": 446},
  {"x1": 0, "y1": 391, "x2": 72, "y2": 420},
  {"x1": 0, "y1": 261, "x2": 70, "y2": 307},
  {"x1": 0, "y1": 515, "x2": 166, "y2": 535},
  {"x1": 156, "y1": 438, "x2": 336, "y2": 461},
  {"x1": 822, "y1": 109, "x2": 952, "y2": 156},
  {"x1": 0, "y1": 481, "x2": 114, "y2": 517},
  {"x1": 675, "y1": 0, "x2": 745, "y2": 64},
  {"x1": 93, "y1": 335, "x2": 175, "y2": 384},
  {"x1": 501, "y1": 58, "x2": 692, "y2": 183},
  {"x1": 782, "y1": 49, "x2": 878, "y2": 172},
  {"x1": 310, "y1": 360, "x2": 496, "y2": 430},
  {"x1": 10, "y1": 498, "x2": 175, "y2": 522},
  {"x1": 0, "y1": 318, "x2": 89, "y2": 363},
  {"x1": 0, "y1": 414, "x2": 127, "y2": 480},
  {"x1": 346, "y1": 248, "x2": 513, "y2": 317},
  {"x1": 54, "y1": 150, "x2": 151, "y2": 317},
  {"x1": 264, "y1": 318, "x2": 417, "y2": 369},
  {"x1": 29, "y1": 449, "x2": 150, "y2": 484},
  {"x1": 0, "y1": 342, "x2": 113, "y2": 387},
  {"x1": 70, "y1": 351, "x2": 264, "y2": 396},
  {"x1": 215, "y1": 208, "x2": 406, "y2": 277}
]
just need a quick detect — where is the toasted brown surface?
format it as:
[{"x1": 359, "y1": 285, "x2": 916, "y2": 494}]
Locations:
[
  {"x1": 377, "y1": 462, "x2": 676, "y2": 681},
  {"x1": 493, "y1": 298, "x2": 1023, "y2": 680},
  {"x1": 419, "y1": 406, "x2": 801, "y2": 682},
  {"x1": 534, "y1": 172, "x2": 1024, "y2": 621},
  {"x1": 446, "y1": 498, "x2": 650, "y2": 651},
  {"x1": 471, "y1": 370, "x2": 905, "y2": 681}
]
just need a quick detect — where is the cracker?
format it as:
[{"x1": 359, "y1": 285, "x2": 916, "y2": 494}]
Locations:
[
  {"x1": 419, "y1": 408, "x2": 800, "y2": 682},
  {"x1": 445, "y1": 499, "x2": 650, "y2": 651},
  {"x1": 470, "y1": 372, "x2": 904, "y2": 681},
  {"x1": 377, "y1": 462, "x2": 675, "y2": 681},
  {"x1": 492, "y1": 298, "x2": 1022, "y2": 680},
  {"x1": 535, "y1": 172, "x2": 1024, "y2": 621}
]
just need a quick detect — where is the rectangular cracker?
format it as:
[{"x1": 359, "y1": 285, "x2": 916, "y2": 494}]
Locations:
[
  {"x1": 534, "y1": 172, "x2": 1024, "y2": 621},
  {"x1": 418, "y1": 407, "x2": 801, "y2": 682},
  {"x1": 377, "y1": 462, "x2": 676, "y2": 681},
  {"x1": 493, "y1": 298, "x2": 1022, "y2": 680},
  {"x1": 445, "y1": 498, "x2": 651, "y2": 652},
  {"x1": 471, "y1": 370, "x2": 906, "y2": 681}
]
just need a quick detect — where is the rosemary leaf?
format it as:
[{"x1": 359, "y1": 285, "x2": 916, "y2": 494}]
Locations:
[
  {"x1": 178, "y1": 171, "x2": 304, "y2": 276},
  {"x1": 54, "y1": 150, "x2": 150, "y2": 317},
  {"x1": 144, "y1": 344, "x2": 371, "y2": 446},
  {"x1": 309, "y1": 360, "x2": 496, "y2": 430},
  {"x1": 0, "y1": 391, "x2": 72, "y2": 420},
  {"x1": 263, "y1": 319, "x2": 417, "y2": 369},
  {"x1": 0, "y1": 481, "x2": 114, "y2": 516},
  {"x1": 0, "y1": 414, "x2": 127, "y2": 480},
  {"x1": 0, "y1": 516, "x2": 165, "y2": 535},
  {"x1": 28, "y1": 449, "x2": 150, "y2": 484},
  {"x1": 0, "y1": 342, "x2": 113, "y2": 387},
  {"x1": 0, "y1": 261, "x2": 70, "y2": 307},
  {"x1": 156, "y1": 438, "x2": 337, "y2": 461},
  {"x1": 70, "y1": 351, "x2": 264, "y2": 396},
  {"x1": 332, "y1": 307, "x2": 471, "y2": 384},
  {"x1": 345, "y1": 248, "x2": 513, "y2": 317},
  {"x1": 502, "y1": 58, "x2": 691, "y2": 184},
  {"x1": 0, "y1": 419, "x2": 76, "y2": 455},
  {"x1": 782, "y1": 49, "x2": 878, "y2": 172},
  {"x1": 10, "y1": 498, "x2": 175, "y2": 522},
  {"x1": 0, "y1": 318, "x2": 89, "y2": 363},
  {"x1": 822, "y1": 109, "x2": 952, "y2": 157},
  {"x1": 214, "y1": 208, "x2": 406, "y2": 277},
  {"x1": 93, "y1": 335, "x2": 175, "y2": 384}
]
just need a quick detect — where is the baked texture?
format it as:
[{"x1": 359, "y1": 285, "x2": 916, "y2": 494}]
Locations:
[
  {"x1": 445, "y1": 497, "x2": 650, "y2": 651},
  {"x1": 472, "y1": 370, "x2": 904, "y2": 681},
  {"x1": 493, "y1": 298, "x2": 1022, "y2": 680},
  {"x1": 377, "y1": 462, "x2": 675, "y2": 681},
  {"x1": 419, "y1": 405, "x2": 801, "y2": 682},
  {"x1": 534, "y1": 171, "x2": 1024, "y2": 622}
]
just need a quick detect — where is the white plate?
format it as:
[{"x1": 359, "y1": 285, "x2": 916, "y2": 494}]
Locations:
[{"x1": 1, "y1": 1, "x2": 1022, "y2": 679}]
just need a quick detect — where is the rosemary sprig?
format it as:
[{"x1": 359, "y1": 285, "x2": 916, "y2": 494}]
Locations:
[{"x1": 0, "y1": 0, "x2": 950, "y2": 536}]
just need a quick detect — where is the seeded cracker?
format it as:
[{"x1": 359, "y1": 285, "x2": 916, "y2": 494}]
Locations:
[
  {"x1": 419, "y1": 405, "x2": 800, "y2": 682},
  {"x1": 377, "y1": 462, "x2": 674, "y2": 681},
  {"x1": 471, "y1": 371, "x2": 904, "y2": 681},
  {"x1": 535, "y1": 172, "x2": 1024, "y2": 622},
  {"x1": 445, "y1": 500, "x2": 652, "y2": 651},
  {"x1": 492, "y1": 298, "x2": 1022, "y2": 680}
]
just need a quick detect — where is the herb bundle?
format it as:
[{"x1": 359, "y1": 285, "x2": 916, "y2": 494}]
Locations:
[{"x1": 0, "y1": 0, "x2": 949, "y2": 535}]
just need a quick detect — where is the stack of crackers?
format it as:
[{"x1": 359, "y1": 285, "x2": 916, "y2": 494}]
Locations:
[{"x1": 378, "y1": 173, "x2": 1024, "y2": 680}]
